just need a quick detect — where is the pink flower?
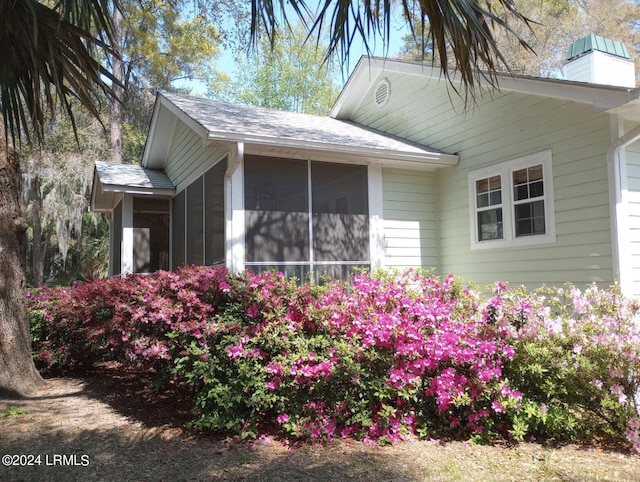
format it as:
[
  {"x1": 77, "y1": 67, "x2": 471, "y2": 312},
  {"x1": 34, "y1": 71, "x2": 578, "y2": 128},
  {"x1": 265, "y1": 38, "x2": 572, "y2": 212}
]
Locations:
[
  {"x1": 610, "y1": 367, "x2": 624, "y2": 379},
  {"x1": 610, "y1": 384, "x2": 627, "y2": 405},
  {"x1": 265, "y1": 377, "x2": 280, "y2": 391},
  {"x1": 247, "y1": 303, "x2": 259, "y2": 318},
  {"x1": 491, "y1": 401, "x2": 504, "y2": 413},
  {"x1": 277, "y1": 413, "x2": 289, "y2": 424}
]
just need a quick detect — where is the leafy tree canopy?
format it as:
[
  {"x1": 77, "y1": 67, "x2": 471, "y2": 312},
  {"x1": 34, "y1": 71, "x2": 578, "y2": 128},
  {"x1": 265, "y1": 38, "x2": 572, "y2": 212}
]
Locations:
[{"x1": 227, "y1": 22, "x2": 341, "y2": 115}]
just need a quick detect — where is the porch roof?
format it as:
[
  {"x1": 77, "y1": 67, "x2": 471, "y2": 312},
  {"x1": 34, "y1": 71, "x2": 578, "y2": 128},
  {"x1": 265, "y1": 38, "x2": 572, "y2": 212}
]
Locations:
[
  {"x1": 91, "y1": 161, "x2": 175, "y2": 212},
  {"x1": 143, "y1": 92, "x2": 459, "y2": 169}
]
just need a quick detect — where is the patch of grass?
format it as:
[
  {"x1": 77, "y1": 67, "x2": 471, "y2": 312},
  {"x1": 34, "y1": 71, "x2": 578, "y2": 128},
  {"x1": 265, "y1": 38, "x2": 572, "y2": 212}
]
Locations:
[{"x1": 0, "y1": 407, "x2": 29, "y2": 418}]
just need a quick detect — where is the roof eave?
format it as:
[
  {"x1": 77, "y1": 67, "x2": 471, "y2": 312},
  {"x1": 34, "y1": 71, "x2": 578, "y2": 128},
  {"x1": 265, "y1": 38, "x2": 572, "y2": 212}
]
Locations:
[
  {"x1": 100, "y1": 184, "x2": 176, "y2": 196},
  {"x1": 332, "y1": 56, "x2": 640, "y2": 119},
  {"x1": 208, "y1": 132, "x2": 459, "y2": 167}
]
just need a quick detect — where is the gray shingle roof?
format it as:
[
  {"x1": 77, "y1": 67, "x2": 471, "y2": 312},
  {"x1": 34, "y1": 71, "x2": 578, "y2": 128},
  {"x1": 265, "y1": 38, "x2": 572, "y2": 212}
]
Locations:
[
  {"x1": 161, "y1": 92, "x2": 447, "y2": 159},
  {"x1": 95, "y1": 161, "x2": 175, "y2": 191}
]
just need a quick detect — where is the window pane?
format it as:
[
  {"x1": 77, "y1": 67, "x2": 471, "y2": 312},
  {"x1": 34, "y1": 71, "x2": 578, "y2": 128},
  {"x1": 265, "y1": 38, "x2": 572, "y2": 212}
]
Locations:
[
  {"x1": 205, "y1": 159, "x2": 227, "y2": 265},
  {"x1": 476, "y1": 178, "x2": 489, "y2": 194},
  {"x1": 528, "y1": 165, "x2": 543, "y2": 181},
  {"x1": 311, "y1": 162, "x2": 369, "y2": 262},
  {"x1": 514, "y1": 184, "x2": 529, "y2": 201},
  {"x1": 515, "y1": 200, "x2": 545, "y2": 237},
  {"x1": 530, "y1": 180, "x2": 544, "y2": 198},
  {"x1": 186, "y1": 177, "x2": 204, "y2": 265},
  {"x1": 245, "y1": 156, "x2": 309, "y2": 262},
  {"x1": 171, "y1": 190, "x2": 185, "y2": 270},
  {"x1": 489, "y1": 190, "x2": 502, "y2": 205},
  {"x1": 478, "y1": 208, "x2": 503, "y2": 241},
  {"x1": 512, "y1": 168, "x2": 528, "y2": 185},
  {"x1": 513, "y1": 165, "x2": 544, "y2": 201},
  {"x1": 476, "y1": 176, "x2": 501, "y2": 207}
]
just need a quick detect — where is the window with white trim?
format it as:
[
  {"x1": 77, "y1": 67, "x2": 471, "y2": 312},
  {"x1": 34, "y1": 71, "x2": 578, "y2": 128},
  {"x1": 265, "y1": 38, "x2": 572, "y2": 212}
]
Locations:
[{"x1": 468, "y1": 150, "x2": 555, "y2": 249}]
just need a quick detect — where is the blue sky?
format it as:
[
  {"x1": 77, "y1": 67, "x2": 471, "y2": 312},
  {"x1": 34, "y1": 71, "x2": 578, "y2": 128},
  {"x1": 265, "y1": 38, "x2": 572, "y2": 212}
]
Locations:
[{"x1": 181, "y1": 9, "x2": 410, "y2": 95}]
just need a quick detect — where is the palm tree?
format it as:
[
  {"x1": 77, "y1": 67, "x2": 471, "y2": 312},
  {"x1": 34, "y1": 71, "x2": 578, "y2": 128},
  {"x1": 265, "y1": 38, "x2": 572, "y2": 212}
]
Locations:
[
  {"x1": 0, "y1": 0, "x2": 531, "y2": 396},
  {"x1": 0, "y1": 0, "x2": 118, "y2": 396}
]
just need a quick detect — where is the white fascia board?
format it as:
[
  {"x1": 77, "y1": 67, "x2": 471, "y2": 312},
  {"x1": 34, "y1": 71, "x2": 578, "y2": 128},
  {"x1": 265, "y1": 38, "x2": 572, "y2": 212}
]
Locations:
[
  {"x1": 90, "y1": 168, "x2": 101, "y2": 211},
  {"x1": 208, "y1": 132, "x2": 458, "y2": 167},
  {"x1": 330, "y1": 56, "x2": 381, "y2": 119},
  {"x1": 141, "y1": 92, "x2": 164, "y2": 168},
  {"x1": 158, "y1": 93, "x2": 209, "y2": 139},
  {"x1": 142, "y1": 92, "x2": 206, "y2": 169},
  {"x1": 99, "y1": 184, "x2": 175, "y2": 197},
  {"x1": 496, "y1": 75, "x2": 638, "y2": 110},
  {"x1": 333, "y1": 56, "x2": 640, "y2": 117}
]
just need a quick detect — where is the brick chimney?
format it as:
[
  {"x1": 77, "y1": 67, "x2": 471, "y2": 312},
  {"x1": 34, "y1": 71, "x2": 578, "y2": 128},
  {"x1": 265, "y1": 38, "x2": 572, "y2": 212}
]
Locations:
[{"x1": 562, "y1": 35, "x2": 636, "y2": 88}]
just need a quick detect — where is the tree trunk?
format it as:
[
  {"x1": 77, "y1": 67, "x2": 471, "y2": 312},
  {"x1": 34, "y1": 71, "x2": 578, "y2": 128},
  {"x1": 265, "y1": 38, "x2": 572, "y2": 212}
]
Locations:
[
  {"x1": 0, "y1": 133, "x2": 45, "y2": 397},
  {"x1": 110, "y1": 1, "x2": 124, "y2": 164}
]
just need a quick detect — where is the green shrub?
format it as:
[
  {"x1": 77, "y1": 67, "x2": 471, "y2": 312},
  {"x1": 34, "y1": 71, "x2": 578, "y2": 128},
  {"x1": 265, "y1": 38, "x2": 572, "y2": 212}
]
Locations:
[{"x1": 28, "y1": 268, "x2": 640, "y2": 452}]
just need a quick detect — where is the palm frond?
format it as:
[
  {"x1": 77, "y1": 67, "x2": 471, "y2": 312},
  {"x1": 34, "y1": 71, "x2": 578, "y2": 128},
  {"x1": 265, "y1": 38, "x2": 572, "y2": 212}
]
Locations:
[
  {"x1": 250, "y1": 0, "x2": 533, "y2": 98},
  {"x1": 0, "y1": 0, "x2": 119, "y2": 145}
]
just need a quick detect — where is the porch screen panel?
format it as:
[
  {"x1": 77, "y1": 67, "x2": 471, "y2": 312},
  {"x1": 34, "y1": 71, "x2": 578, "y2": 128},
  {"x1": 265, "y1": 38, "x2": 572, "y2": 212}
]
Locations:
[
  {"x1": 171, "y1": 190, "x2": 185, "y2": 270},
  {"x1": 244, "y1": 155, "x2": 309, "y2": 262},
  {"x1": 112, "y1": 200, "x2": 122, "y2": 276},
  {"x1": 311, "y1": 162, "x2": 369, "y2": 262},
  {"x1": 186, "y1": 177, "x2": 204, "y2": 265},
  {"x1": 204, "y1": 159, "x2": 227, "y2": 265}
]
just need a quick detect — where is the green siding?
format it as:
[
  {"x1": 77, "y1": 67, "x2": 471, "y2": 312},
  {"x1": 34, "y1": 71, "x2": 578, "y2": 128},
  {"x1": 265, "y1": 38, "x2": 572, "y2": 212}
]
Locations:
[
  {"x1": 626, "y1": 136, "x2": 640, "y2": 193},
  {"x1": 382, "y1": 168, "x2": 439, "y2": 271},
  {"x1": 354, "y1": 73, "x2": 614, "y2": 289},
  {"x1": 166, "y1": 119, "x2": 228, "y2": 193},
  {"x1": 625, "y1": 134, "x2": 640, "y2": 296}
]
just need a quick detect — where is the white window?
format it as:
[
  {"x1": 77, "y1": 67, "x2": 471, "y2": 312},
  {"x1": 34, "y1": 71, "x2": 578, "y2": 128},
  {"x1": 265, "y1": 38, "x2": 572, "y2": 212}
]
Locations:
[{"x1": 468, "y1": 150, "x2": 555, "y2": 249}]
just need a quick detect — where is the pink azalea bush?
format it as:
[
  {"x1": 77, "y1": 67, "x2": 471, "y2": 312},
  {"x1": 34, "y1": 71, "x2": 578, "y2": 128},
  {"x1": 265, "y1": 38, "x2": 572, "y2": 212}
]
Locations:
[
  {"x1": 28, "y1": 267, "x2": 640, "y2": 451},
  {"x1": 29, "y1": 265, "x2": 228, "y2": 377},
  {"x1": 494, "y1": 283, "x2": 640, "y2": 451}
]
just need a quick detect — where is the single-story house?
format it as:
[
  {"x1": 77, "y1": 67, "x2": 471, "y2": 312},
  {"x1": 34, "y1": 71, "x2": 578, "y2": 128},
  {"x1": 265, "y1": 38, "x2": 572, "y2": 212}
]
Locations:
[{"x1": 91, "y1": 35, "x2": 640, "y2": 296}]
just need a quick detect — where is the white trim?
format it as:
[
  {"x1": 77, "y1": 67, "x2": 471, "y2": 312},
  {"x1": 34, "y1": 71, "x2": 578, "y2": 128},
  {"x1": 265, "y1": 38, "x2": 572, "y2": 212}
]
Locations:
[
  {"x1": 207, "y1": 131, "x2": 458, "y2": 167},
  {"x1": 121, "y1": 194, "x2": 134, "y2": 274},
  {"x1": 168, "y1": 194, "x2": 174, "y2": 272},
  {"x1": 307, "y1": 159, "x2": 314, "y2": 268},
  {"x1": 468, "y1": 150, "x2": 556, "y2": 250},
  {"x1": 229, "y1": 145, "x2": 245, "y2": 273},
  {"x1": 108, "y1": 215, "x2": 114, "y2": 277},
  {"x1": 368, "y1": 164, "x2": 385, "y2": 269},
  {"x1": 607, "y1": 116, "x2": 640, "y2": 297}
]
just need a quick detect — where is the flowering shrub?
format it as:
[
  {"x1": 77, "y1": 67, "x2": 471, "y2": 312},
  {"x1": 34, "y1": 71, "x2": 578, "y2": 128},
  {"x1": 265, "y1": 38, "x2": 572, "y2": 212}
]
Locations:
[
  {"x1": 172, "y1": 270, "x2": 521, "y2": 442},
  {"x1": 29, "y1": 265, "x2": 228, "y2": 376},
  {"x1": 28, "y1": 268, "x2": 640, "y2": 452},
  {"x1": 495, "y1": 283, "x2": 640, "y2": 451}
]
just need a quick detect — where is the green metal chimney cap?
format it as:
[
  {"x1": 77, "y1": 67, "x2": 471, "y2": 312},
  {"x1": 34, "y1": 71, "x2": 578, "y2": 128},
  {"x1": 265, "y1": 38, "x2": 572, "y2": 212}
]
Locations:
[{"x1": 567, "y1": 35, "x2": 630, "y2": 60}]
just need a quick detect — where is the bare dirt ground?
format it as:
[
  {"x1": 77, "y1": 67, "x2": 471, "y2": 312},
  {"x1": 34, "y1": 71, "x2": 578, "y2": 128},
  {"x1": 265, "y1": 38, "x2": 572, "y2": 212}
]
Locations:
[{"x1": 1, "y1": 364, "x2": 640, "y2": 481}]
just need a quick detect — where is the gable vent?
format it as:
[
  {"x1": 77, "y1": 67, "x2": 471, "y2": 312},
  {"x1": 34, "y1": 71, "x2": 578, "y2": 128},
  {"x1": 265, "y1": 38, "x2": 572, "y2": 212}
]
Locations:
[{"x1": 373, "y1": 79, "x2": 391, "y2": 107}]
